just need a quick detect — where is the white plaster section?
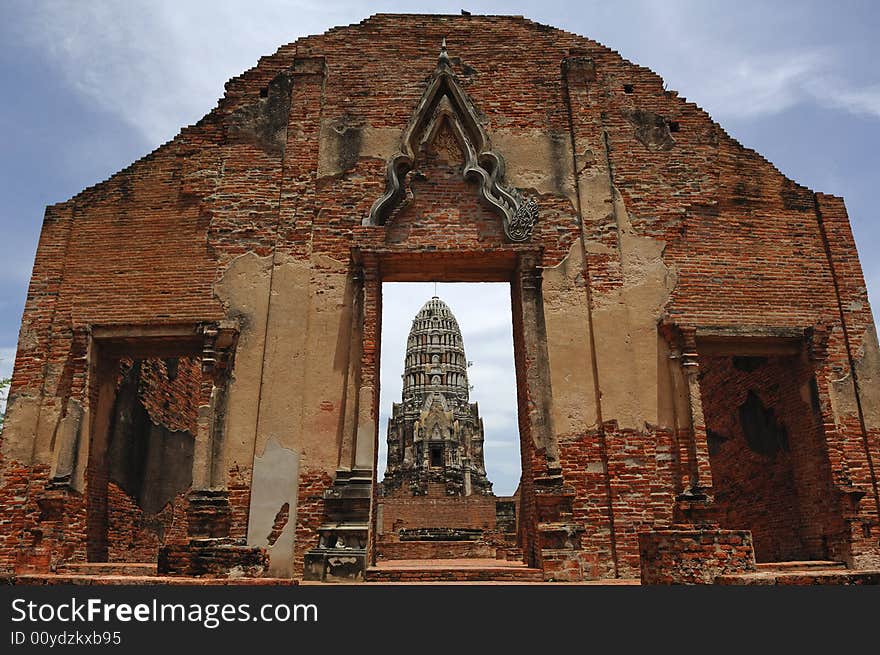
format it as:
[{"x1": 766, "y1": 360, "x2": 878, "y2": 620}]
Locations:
[
  {"x1": 246, "y1": 437, "x2": 300, "y2": 578},
  {"x1": 49, "y1": 398, "x2": 83, "y2": 484},
  {"x1": 354, "y1": 385, "x2": 376, "y2": 471},
  {"x1": 0, "y1": 394, "x2": 41, "y2": 466},
  {"x1": 317, "y1": 124, "x2": 400, "y2": 178},
  {"x1": 855, "y1": 326, "x2": 880, "y2": 430},
  {"x1": 252, "y1": 254, "x2": 354, "y2": 473},
  {"x1": 213, "y1": 252, "x2": 273, "y2": 468},
  {"x1": 492, "y1": 128, "x2": 577, "y2": 207},
  {"x1": 570, "y1": 150, "x2": 679, "y2": 432},
  {"x1": 542, "y1": 241, "x2": 599, "y2": 436}
]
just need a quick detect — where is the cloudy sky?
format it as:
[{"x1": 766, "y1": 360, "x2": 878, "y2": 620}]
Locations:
[{"x1": 1, "y1": 2, "x2": 878, "y2": 490}]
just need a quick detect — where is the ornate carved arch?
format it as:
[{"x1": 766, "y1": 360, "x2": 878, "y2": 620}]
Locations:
[{"x1": 365, "y1": 40, "x2": 538, "y2": 242}]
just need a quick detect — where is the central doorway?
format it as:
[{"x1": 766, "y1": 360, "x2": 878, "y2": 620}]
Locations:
[
  {"x1": 353, "y1": 247, "x2": 554, "y2": 579},
  {"x1": 375, "y1": 282, "x2": 522, "y2": 563}
]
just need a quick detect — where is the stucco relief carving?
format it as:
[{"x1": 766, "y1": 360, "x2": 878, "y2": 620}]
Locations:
[{"x1": 365, "y1": 40, "x2": 538, "y2": 242}]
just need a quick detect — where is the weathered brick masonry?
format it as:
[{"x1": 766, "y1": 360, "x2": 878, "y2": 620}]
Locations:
[{"x1": 1, "y1": 13, "x2": 878, "y2": 582}]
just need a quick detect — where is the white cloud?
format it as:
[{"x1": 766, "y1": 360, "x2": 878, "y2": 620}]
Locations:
[
  {"x1": 19, "y1": 0, "x2": 363, "y2": 145},
  {"x1": 805, "y1": 79, "x2": 880, "y2": 118},
  {"x1": 594, "y1": 1, "x2": 880, "y2": 123},
  {"x1": 16, "y1": 0, "x2": 880, "y2": 148}
]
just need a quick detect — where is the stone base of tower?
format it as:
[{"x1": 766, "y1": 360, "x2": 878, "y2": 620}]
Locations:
[
  {"x1": 374, "y1": 494, "x2": 522, "y2": 563},
  {"x1": 157, "y1": 491, "x2": 268, "y2": 578}
]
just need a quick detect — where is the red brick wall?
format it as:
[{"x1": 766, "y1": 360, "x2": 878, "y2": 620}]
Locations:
[
  {"x1": 1, "y1": 464, "x2": 88, "y2": 573},
  {"x1": 226, "y1": 464, "x2": 252, "y2": 541},
  {"x1": 292, "y1": 470, "x2": 334, "y2": 577},
  {"x1": 134, "y1": 357, "x2": 201, "y2": 435},
  {"x1": 106, "y1": 483, "x2": 188, "y2": 563},
  {"x1": 558, "y1": 424, "x2": 679, "y2": 578}
]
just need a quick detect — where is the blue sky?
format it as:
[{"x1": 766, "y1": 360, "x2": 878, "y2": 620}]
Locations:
[{"x1": 1, "y1": 1, "x2": 878, "y2": 493}]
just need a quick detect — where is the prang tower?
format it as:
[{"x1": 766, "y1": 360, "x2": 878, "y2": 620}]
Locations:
[{"x1": 383, "y1": 297, "x2": 492, "y2": 497}]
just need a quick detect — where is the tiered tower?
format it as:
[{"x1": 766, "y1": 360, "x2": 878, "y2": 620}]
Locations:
[{"x1": 383, "y1": 297, "x2": 492, "y2": 496}]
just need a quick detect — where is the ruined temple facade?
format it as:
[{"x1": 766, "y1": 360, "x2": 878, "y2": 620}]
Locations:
[
  {"x1": 2, "y1": 14, "x2": 879, "y2": 584},
  {"x1": 382, "y1": 296, "x2": 492, "y2": 497}
]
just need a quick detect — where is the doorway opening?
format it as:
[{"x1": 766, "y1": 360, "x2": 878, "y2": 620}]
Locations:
[
  {"x1": 375, "y1": 281, "x2": 523, "y2": 562},
  {"x1": 85, "y1": 332, "x2": 206, "y2": 565},
  {"x1": 699, "y1": 351, "x2": 843, "y2": 562}
]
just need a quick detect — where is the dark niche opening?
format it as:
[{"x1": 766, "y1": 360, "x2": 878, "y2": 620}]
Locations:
[
  {"x1": 430, "y1": 444, "x2": 443, "y2": 468},
  {"x1": 107, "y1": 359, "x2": 195, "y2": 514},
  {"x1": 738, "y1": 390, "x2": 789, "y2": 457}
]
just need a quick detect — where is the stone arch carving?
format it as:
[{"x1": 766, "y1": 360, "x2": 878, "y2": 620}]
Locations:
[{"x1": 365, "y1": 41, "x2": 538, "y2": 242}]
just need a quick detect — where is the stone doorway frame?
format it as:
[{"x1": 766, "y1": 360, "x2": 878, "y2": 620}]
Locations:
[
  {"x1": 363, "y1": 246, "x2": 555, "y2": 571},
  {"x1": 82, "y1": 323, "x2": 236, "y2": 563},
  {"x1": 306, "y1": 245, "x2": 563, "y2": 580}
]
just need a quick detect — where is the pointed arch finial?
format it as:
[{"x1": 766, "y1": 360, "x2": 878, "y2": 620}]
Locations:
[{"x1": 365, "y1": 43, "x2": 539, "y2": 242}]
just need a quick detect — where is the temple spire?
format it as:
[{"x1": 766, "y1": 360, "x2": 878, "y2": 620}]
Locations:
[{"x1": 382, "y1": 296, "x2": 492, "y2": 497}]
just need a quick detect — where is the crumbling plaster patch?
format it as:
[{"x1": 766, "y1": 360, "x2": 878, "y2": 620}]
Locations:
[
  {"x1": 582, "y1": 180, "x2": 677, "y2": 431},
  {"x1": 491, "y1": 129, "x2": 576, "y2": 206},
  {"x1": 241, "y1": 252, "x2": 353, "y2": 475},
  {"x1": 855, "y1": 326, "x2": 880, "y2": 430},
  {"x1": 317, "y1": 123, "x2": 400, "y2": 178},
  {"x1": 0, "y1": 394, "x2": 42, "y2": 466},
  {"x1": 246, "y1": 436, "x2": 299, "y2": 578},
  {"x1": 542, "y1": 241, "x2": 599, "y2": 436},
  {"x1": 213, "y1": 252, "x2": 273, "y2": 467}
]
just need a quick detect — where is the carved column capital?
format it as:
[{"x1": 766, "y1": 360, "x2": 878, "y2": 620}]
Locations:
[
  {"x1": 199, "y1": 323, "x2": 238, "y2": 383},
  {"x1": 516, "y1": 252, "x2": 543, "y2": 292},
  {"x1": 679, "y1": 326, "x2": 700, "y2": 374}
]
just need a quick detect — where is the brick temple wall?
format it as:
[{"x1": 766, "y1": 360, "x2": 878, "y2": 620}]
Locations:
[
  {"x1": 106, "y1": 484, "x2": 189, "y2": 563},
  {"x1": 1, "y1": 13, "x2": 877, "y2": 578}
]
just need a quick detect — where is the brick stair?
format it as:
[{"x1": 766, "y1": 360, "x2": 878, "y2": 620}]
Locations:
[
  {"x1": 56, "y1": 562, "x2": 158, "y2": 576},
  {"x1": 755, "y1": 560, "x2": 846, "y2": 572},
  {"x1": 716, "y1": 560, "x2": 880, "y2": 585},
  {"x1": 376, "y1": 540, "x2": 497, "y2": 560},
  {"x1": 9, "y1": 560, "x2": 297, "y2": 585},
  {"x1": 365, "y1": 558, "x2": 543, "y2": 582}
]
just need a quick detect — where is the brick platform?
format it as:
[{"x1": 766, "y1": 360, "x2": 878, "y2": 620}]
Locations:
[
  {"x1": 638, "y1": 527, "x2": 757, "y2": 584},
  {"x1": 365, "y1": 559, "x2": 543, "y2": 583},
  {"x1": 7, "y1": 574, "x2": 297, "y2": 586}
]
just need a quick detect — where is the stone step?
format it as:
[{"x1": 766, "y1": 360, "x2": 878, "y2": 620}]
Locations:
[
  {"x1": 56, "y1": 562, "x2": 158, "y2": 576},
  {"x1": 504, "y1": 547, "x2": 525, "y2": 562},
  {"x1": 376, "y1": 540, "x2": 497, "y2": 560},
  {"x1": 716, "y1": 568, "x2": 880, "y2": 586},
  {"x1": 8, "y1": 573, "x2": 297, "y2": 586},
  {"x1": 365, "y1": 558, "x2": 544, "y2": 582},
  {"x1": 755, "y1": 560, "x2": 846, "y2": 572}
]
